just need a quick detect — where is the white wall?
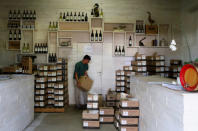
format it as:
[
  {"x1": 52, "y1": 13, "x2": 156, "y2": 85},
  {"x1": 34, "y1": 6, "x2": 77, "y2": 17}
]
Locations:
[
  {"x1": 0, "y1": 0, "x2": 182, "y2": 104},
  {"x1": 179, "y1": 0, "x2": 198, "y2": 62}
]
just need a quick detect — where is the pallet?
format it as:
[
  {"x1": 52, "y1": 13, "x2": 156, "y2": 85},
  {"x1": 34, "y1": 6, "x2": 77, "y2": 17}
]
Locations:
[{"x1": 34, "y1": 107, "x2": 65, "y2": 113}]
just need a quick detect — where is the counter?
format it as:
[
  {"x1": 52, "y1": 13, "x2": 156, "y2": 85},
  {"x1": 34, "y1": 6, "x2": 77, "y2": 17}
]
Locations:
[
  {"x1": 130, "y1": 76, "x2": 198, "y2": 131},
  {"x1": 0, "y1": 75, "x2": 34, "y2": 131}
]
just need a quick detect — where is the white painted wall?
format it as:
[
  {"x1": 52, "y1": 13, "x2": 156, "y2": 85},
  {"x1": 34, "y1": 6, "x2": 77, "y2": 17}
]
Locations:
[{"x1": 0, "y1": 0, "x2": 182, "y2": 104}]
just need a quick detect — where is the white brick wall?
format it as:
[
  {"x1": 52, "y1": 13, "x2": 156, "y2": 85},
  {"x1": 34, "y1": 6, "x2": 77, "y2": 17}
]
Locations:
[{"x1": 0, "y1": 75, "x2": 34, "y2": 131}]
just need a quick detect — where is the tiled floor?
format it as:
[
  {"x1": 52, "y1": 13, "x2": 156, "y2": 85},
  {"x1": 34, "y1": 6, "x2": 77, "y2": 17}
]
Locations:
[{"x1": 25, "y1": 107, "x2": 116, "y2": 131}]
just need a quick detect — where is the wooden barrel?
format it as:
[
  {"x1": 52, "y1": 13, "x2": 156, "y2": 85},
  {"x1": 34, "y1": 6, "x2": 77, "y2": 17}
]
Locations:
[{"x1": 180, "y1": 64, "x2": 198, "y2": 91}]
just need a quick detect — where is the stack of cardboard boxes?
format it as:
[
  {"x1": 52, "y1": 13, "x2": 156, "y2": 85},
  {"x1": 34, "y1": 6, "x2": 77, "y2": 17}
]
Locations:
[
  {"x1": 82, "y1": 94, "x2": 100, "y2": 129},
  {"x1": 99, "y1": 107, "x2": 115, "y2": 124},
  {"x1": 106, "y1": 90, "x2": 117, "y2": 107},
  {"x1": 166, "y1": 59, "x2": 182, "y2": 78},
  {"x1": 118, "y1": 98, "x2": 139, "y2": 131},
  {"x1": 146, "y1": 53, "x2": 165, "y2": 77},
  {"x1": 123, "y1": 66, "x2": 135, "y2": 94},
  {"x1": 115, "y1": 70, "x2": 126, "y2": 93},
  {"x1": 34, "y1": 58, "x2": 69, "y2": 112},
  {"x1": 131, "y1": 53, "x2": 147, "y2": 76}
]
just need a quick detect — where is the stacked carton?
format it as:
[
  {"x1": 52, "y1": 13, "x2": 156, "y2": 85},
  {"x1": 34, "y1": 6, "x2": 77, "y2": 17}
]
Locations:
[
  {"x1": 165, "y1": 59, "x2": 182, "y2": 78},
  {"x1": 115, "y1": 70, "x2": 126, "y2": 93},
  {"x1": 131, "y1": 53, "x2": 147, "y2": 76},
  {"x1": 106, "y1": 90, "x2": 117, "y2": 107},
  {"x1": 34, "y1": 58, "x2": 68, "y2": 112},
  {"x1": 146, "y1": 53, "x2": 165, "y2": 77},
  {"x1": 82, "y1": 94, "x2": 100, "y2": 129},
  {"x1": 99, "y1": 107, "x2": 115, "y2": 124},
  {"x1": 123, "y1": 66, "x2": 135, "y2": 94},
  {"x1": 118, "y1": 98, "x2": 139, "y2": 131}
]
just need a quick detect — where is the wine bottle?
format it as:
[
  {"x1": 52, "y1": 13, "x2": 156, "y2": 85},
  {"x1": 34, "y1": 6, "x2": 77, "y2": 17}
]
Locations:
[
  {"x1": 91, "y1": 30, "x2": 94, "y2": 41},
  {"x1": 99, "y1": 30, "x2": 102, "y2": 41},
  {"x1": 51, "y1": 53, "x2": 54, "y2": 62},
  {"x1": 56, "y1": 22, "x2": 58, "y2": 30},
  {"x1": 54, "y1": 53, "x2": 57, "y2": 62},
  {"x1": 17, "y1": 10, "x2": 21, "y2": 19},
  {"x1": 14, "y1": 30, "x2": 17, "y2": 40},
  {"x1": 70, "y1": 12, "x2": 73, "y2": 21},
  {"x1": 27, "y1": 43, "x2": 30, "y2": 53},
  {"x1": 129, "y1": 36, "x2": 132, "y2": 47},
  {"x1": 33, "y1": 10, "x2": 36, "y2": 20},
  {"x1": 34, "y1": 43, "x2": 37, "y2": 53},
  {"x1": 74, "y1": 12, "x2": 77, "y2": 21},
  {"x1": 49, "y1": 22, "x2": 52, "y2": 30},
  {"x1": 9, "y1": 30, "x2": 12, "y2": 40},
  {"x1": 78, "y1": 12, "x2": 81, "y2": 21},
  {"x1": 13, "y1": 10, "x2": 16, "y2": 19},
  {"x1": 115, "y1": 46, "x2": 118, "y2": 56},
  {"x1": 121, "y1": 46, "x2": 125, "y2": 56},
  {"x1": 63, "y1": 12, "x2": 65, "y2": 21},
  {"x1": 18, "y1": 30, "x2": 21, "y2": 40},
  {"x1": 23, "y1": 43, "x2": 26, "y2": 53},
  {"x1": 136, "y1": 24, "x2": 139, "y2": 33},
  {"x1": 81, "y1": 12, "x2": 84, "y2": 21},
  {"x1": 100, "y1": 9, "x2": 103, "y2": 17},
  {"x1": 91, "y1": 9, "x2": 94, "y2": 16},
  {"x1": 85, "y1": 13, "x2": 88, "y2": 22},
  {"x1": 23, "y1": 10, "x2": 26, "y2": 20},
  {"x1": 95, "y1": 30, "x2": 98, "y2": 41},
  {"x1": 118, "y1": 46, "x2": 121, "y2": 56},
  {"x1": 26, "y1": 10, "x2": 29, "y2": 20},
  {"x1": 66, "y1": 12, "x2": 69, "y2": 21},
  {"x1": 29, "y1": 10, "x2": 33, "y2": 19},
  {"x1": 37, "y1": 43, "x2": 40, "y2": 53},
  {"x1": 9, "y1": 10, "x2": 12, "y2": 19}
]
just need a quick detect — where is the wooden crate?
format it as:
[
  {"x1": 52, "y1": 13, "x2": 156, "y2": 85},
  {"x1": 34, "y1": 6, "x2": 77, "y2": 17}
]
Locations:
[
  {"x1": 145, "y1": 25, "x2": 158, "y2": 34},
  {"x1": 59, "y1": 22, "x2": 89, "y2": 31},
  {"x1": 22, "y1": 57, "x2": 32, "y2": 74},
  {"x1": 8, "y1": 41, "x2": 20, "y2": 50}
]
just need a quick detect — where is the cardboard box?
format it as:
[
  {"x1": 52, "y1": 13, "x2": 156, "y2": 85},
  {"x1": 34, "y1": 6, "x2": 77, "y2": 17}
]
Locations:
[
  {"x1": 47, "y1": 94, "x2": 55, "y2": 99},
  {"x1": 87, "y1": 102, "x2": 99, "y2": 109},
  {"x1": 119, "y1": 117, "x2": 139, "y2": 125},
  {"x1": 120, "y1": 98, "x2": 139, "y2": 108},
  {"x1": 116, "y1": 87, "x2": 125, "y2": 92},
  {"x1": 35, "y1": 89, "x2": 45, "y2": 95},
  {"x1": 125, "y1": 77, "x2": 130, "y2": 83},
  {"x1": 119, "y1": 126, "x2": 138, "y2": 131},
  {"x1": 36, "y1": 77, "x2": 47, "y2": 83},
  {"x1": 135, "y1": 53, "x2": 146, "y2": 60},
  {"x1": 124, "y1": 71, "x2": 135, "y2": 77},
  {"x1": 116, "y1": 76, "x2": 125, "y2": 81},
  {"x1": 35, "y1": 83, "x2": 47, "y2": 89},
  {"x1": 54, "y1": 101, "x2": 64, "y2": 107},
  {"x1": 100, "y1": 116, "x2": 114, "y2": 123},
  {"x1": 133, "y1": 66, "x2": 147, "y2": 72},
  {"x1": 35, "y1": 102, "x2": 46, "y2": 107},
  {"x1": 123, "y1": 66, "x2": 133, "y2": 71},
  {"x1": 135, "y1": 72, "x2": 147, "y2": 76},
  {"x1": 116, "y1": 70, "x2": 125, "y2": 76},
  {"x1": 131, "y1": 61, "x2": 146, "y2": 66},
  {"x1": 79, "y1": 76, "x2": 93, "y2": 91},
  {"x1": 83, "y1": 121, "x2": 100, "y2": 128},
  {"x1": 35, "y1": 96, "x2": 45, "y2": 101},
  {"x1": 87, "y1": 94, "x2": 99, "y2": 102},
  {"x1": 147, "y1": 61, "x2": 165, "y2": 66},
  {"x1": 106, "y1": 93, "x2": 116, "y2": 101},
  {"x1": 120, "y1": 109, "x2": 140, "y2": 117},
  {"x1": 99, "y1": 107, "x2": 114, "y2": 116},
  {"x1": 153, "y1": 55, "x2": 165, "y2": 61},
  {"x1": 145, "y1": 24, "x2": 158, "y2": 34},
  {"x1": 48, "y1": 65, "x2": 57, "y2": 70},
  {"x1": 116, "y1": 93, "x2": 132, "y2": 101},
  {"x1": 48, "y1": 77, "x2": 56, "y2": 82},
  {"x1": 48, "y1": 71, "x2": 56, "y2": 76},
  {"x1": 116, "y1": 81, "x2": 125, "y2": 86},
  {"x1": 47, "y1": 88, "x2": 54, "y2": 94},
  {"x1": 170, "y1": 59, "x2": 182, "y2": 65},
  {"x1": 48, "y1": 82, "x2": 56, "y2": 88},
  {"x1": 82, "y1": 110, "x2": 99, "y2": 120},
  {"x1": 147, "y1": 67, "x2": 165, "y2": 72},
  {"x1": 54, "y1": 95, "x2": 64, "y2": 101},
  {"x1": 54, "y1": 89, "x2": 64, "y2": 95},
  {"x1": 106, "y1": 101, "x2": 116, "y2": 107},
  {"x1": 170, "y1": 65, "x2": 182, "y2": 72}
]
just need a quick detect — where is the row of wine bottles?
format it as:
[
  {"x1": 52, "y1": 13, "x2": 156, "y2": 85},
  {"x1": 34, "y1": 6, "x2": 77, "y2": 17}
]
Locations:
[
  {"x1": 8, "y1": 21, "x2": 20, "y2": 29},
  {"x1": 9, "y1": 30, "x2": 21, "y2": 40},
  {"x1": 49, "y1": 21, "x2": 58, "y2": 31},
  {"x1": 136, "y1": 24, "x2": 145, "y2": 33},
  {"x1": 91, "y1": 30, "x2": 103, "y2": 42},
  {"x1": 22, "y1": 22, "x2": 35, "y2": 29},
  {"x1": 114, "y1": 46, "x2": 125, "y2": 56},
  {"x1": 34, "y1": 43, "x2": 48, "y2": 54},
  {"x1": 22, "y1": 43, "x2": 31, "y2": 53},
  {"x1": 9, "y1": 10, "x2": 36, "y2": 20},
  {"x1": 48, "y1": 53, "x2": 57, "y2": 63},
  {"x1": 60, "y1": 12, "x2": 88, "y2": 22}
]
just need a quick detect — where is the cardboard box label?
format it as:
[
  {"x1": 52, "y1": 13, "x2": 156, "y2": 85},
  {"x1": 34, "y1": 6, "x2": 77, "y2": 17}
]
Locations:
[
  {"x1": 121, "y1": 120, "x2": 127, "y2": 125},
  {"x1": 100, "y1": 111, "x2": 104, "y2": 115},
  {"x1": 83, "y1": 122, "x2": 88, "y2": 127},
  {"x1": 121, "y1": 128, "x2": 127, "y2": 131},
  {"x1": 123, "y1": 111, "x2": 128, "y2": 116},
  {"x1": 161, "y1": 61, "x2": 165, "y2": 65},
  {"x1": 59, "y1": 84, "x2": 64, "y2": 88},
  {"x1": 100, "y1": 117, "x2": 103, "y2": 122},
  {"x1": 59, "y1": 102, "x2": 63, "y2": 106},
  {"x1": 121, "y1": 87, "x2": 125, "y2": 91},
  {"x1": 122, "y1": 102, "x2": 128, "y2": 107},
  {"x1": 129, "y1": 67, "x2": 133, "y2": 70},
  {"x1": 93, "y1": 103, "x2": 98, "y2": 108},
  {"x1": 87, "y1": 104, "x2": 92, "y2": 108},
  {"x1": 88, "y1": 96, "x2": 92, "y2": 101},
  {"x1": 41, "y1": 84, "x2": 45, "y2": 89},
  {"x1": 93, "y1": 95, "x2": 98, "y2": 101},
  {"x1": 40, "y1": 90, "x2": 45, "y2": 94}
]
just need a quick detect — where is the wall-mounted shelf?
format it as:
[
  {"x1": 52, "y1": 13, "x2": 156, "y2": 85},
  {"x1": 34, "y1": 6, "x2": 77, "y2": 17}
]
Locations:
[{"x1": 127, "y1": 46, "x2": 169, "y2": 48}]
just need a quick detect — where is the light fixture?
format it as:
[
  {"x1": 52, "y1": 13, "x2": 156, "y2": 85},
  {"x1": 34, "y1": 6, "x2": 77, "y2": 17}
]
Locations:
[{"x1": 170, "y1": 25, "x2": 177, "y2": 51}]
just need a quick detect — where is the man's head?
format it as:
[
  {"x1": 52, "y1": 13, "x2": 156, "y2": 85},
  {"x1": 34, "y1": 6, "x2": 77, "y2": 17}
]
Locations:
[{"x1": 82, "y1": 55, "x2": 91, "y2": 64}]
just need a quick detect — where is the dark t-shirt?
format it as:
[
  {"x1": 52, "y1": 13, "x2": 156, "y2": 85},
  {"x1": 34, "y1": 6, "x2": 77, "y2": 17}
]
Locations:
[{"x1": 73, "y1": 61, "x2": 88, "y2": 79}]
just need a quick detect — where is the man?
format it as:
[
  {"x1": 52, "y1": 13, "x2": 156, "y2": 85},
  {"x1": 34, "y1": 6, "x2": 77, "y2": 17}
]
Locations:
[{"x1": 73, "y1": 55, "x2": 91, "y2": 109}]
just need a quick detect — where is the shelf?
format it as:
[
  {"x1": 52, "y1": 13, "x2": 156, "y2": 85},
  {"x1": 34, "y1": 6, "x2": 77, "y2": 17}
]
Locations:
[
  {"x1": 135, "y1": 33, "x2": 159, "y2": 36},
  {"x1": 21, "y1": 28, "x2": 35, "y2": 31},
  {"x1": 58, "y1": 46, "x2": 72, "y2": 48},
  {"x1": 48, "y1": 31, "x2": 58, "y2": 33},
  {"x1": 9, "y1": 40, "x2": 21, "y2": 42},
  {"x1": 8, "y1": 19, "x2": 20, "y2": 21},
  {"x1": 91, "y1": 17, "x2": 103, "y2": 19},
  {"x1": 58, "y1": 30, "x2": 89, "y2": 32},
  {"x1": 59, "y1": 21, "x2": 88, "y2": 23},
  {"x1": 90, "y1": 41, "x2": 103, "y2": 43},
  {"x1": 127, "y1": 46, "x2": 169, "y2": 48}
]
